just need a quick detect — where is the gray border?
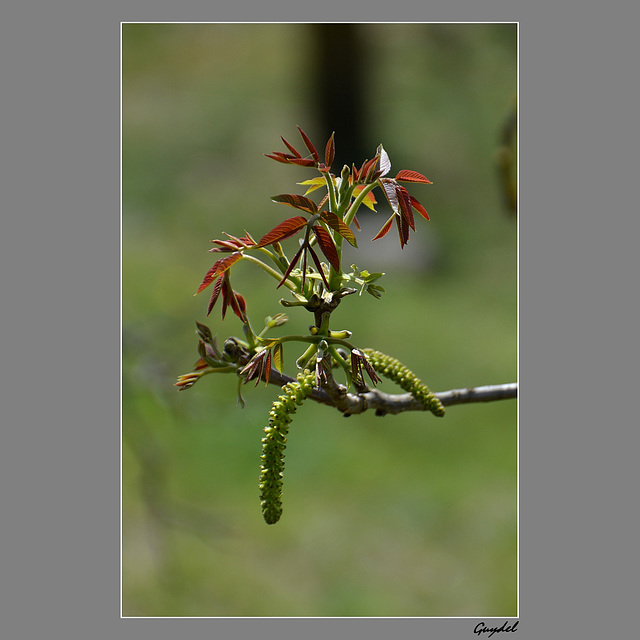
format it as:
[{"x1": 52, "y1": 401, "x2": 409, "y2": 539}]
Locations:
[{"x1": 3, "y1": 0, "x2": 636, "y2": 638}]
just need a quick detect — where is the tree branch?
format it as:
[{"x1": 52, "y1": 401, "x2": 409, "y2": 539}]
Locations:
[{"x1": 246, "y1": 356, "x2": 517, "y2": 417}]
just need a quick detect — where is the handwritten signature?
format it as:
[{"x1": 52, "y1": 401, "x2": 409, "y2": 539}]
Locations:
[{"x1": 474, "y1": 620, "x2": 519, "y2": 637}]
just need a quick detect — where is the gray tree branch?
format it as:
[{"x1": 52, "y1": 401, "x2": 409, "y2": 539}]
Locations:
[{"x1": 258, "y1": 362, "x2": 517, "y2": 417}]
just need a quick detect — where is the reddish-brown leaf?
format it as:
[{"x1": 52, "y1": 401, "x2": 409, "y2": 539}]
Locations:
[
  {"x1": 264, "y1": 350, "x2": 272, "y2": 385},
  {"x1": 230, "y1": 291, "x2": 247, "y2": 322},
  {"x1": 320, "y1": 211, "x2": 358, "y2": 247},
  {"x1": 297, "y1": 126, "x2": 319, "y2": 162},
  {"x1": 372, "y1": 214, "x2": 395, "y2": 241},
  {"x1": 362, "y1": 354, "x2": 382, "y2": 385},
  {"x1": 209, "y1": 232, "x2": 256, "y2": 253},
  {"x1": 395, "y1": 212, "x2": 410, "y2": 248},
  {"x1": 410, "y1": 195, "x2": 430, "y2": 221},
  {"x1": 308, "y1": 247, "x2": 330, "y2": 288},
  {"x1": 365, "y1": 156, "x2": 381, "y2": 183},
  {"x1": 324, "y1": 132, "x2": 335, "y2": 168},
  {"x1": 277, "y1": 244, "x2": 304, "y2": 289},
  {"x1": 312, "y1": 225, "x2": 340, "y2": 272},
  {"x1": 196, "y1": 252, "x2": 243, "y2": 294},
  {"x1": 265, "y1": 152, "x2": 296, "y2": 164},
  {"x1": 220, "y1": 279, "x2": 230, "y2": 319},
  {"x1": 360, "y1": 157, "x2": 379, "y2": 182},
  {"x1": 397, "y1": 185, "x2": 415, "y2": 231},
  {"x1": 271, "y1": 193, "x2": 318, "y2": 214},
  {"x1": 280, "y1": 136, "x2": 302, "y2": 157},
  {"x1": 257, "y1": 216, "x2": 308, "y2": 247},
  {"x1": 240, "y1": 349, "x2": 266, "y2": 385},
  {"x1": 284, "y1": 157, "x2": 317, "y2": 167},
  {"x1": 394, "y1": 169, "x2": 432, "y2": 184},
  {"x1": 206, "y1": 275, "x2": 223, "y2": 316},
  {"x1": 209, "y1": 239, "x2": 240, "y2": 252}
]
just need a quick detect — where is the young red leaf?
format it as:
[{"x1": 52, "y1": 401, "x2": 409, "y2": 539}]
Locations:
[
  {"x1": 240, "y1": 349, "x2": 267, "y2": 385},
  {"x1": 394, "y1": 169, "x2": 432, "y2": 184},
  {"x1": 196, "y1": 252, "x2": 243, "y2": 294},
  {"x1": 209, "y1": 232, "x2": 256, "y2": 253},
  {"x1": 372, "y1": 214, "x2": 395, "y2": 241},
  {"x1": 350, "y1": 348, "x2": 381, "y2": 386},
  {"x1": 397, "y1": 185, "x2": 416, "y2": 231},
  {"x1": 208, "y1": 239, "x2": 240, "y2": 252},
  {"x1": 324, "y1": 132, "x2": 335, "y2": 168},
  {"x1": 229, "y1": 290, "x2": 247, "y2": 323},
  {"x1": 320, "y1": 211, "x2": 358, "y2": 247},
  {"x1": 410, "y1": 195, "x2": 430, "y2": 221},
  {"x1": 265, "y1": 152, "x2": 297, "y2": 164},
  {"x1": 356, "y1": 158, "x2": 369, "y2": 181},
  {"x1": 360, "y1": 157, "x2": 379, "y2": 182},
  {"x1": 365, "y1": 156, "x2": 382, "y2": 183},
  {"x1": 297, "y1": 126, "x2": 319, "y2": 162},
  {"x1": 271, "y1": 193, "x2": 318, "y2": 214},
  {"x1": 285, "y1": 157, "x2": 317, "y2": 167},
  {"x1": 276, "y1": 244, "x2": 304, "y2": 289},
  {"x1": 257, "y1": 216, "x2": 308, "y2": 247},
  {"x1": 395, "y1": 212, "x2": 410, "y2": 248},
  {"x1": 264, "y1": 349, "x2": 272, "y2": 385},
  {"x1": 206, "y1": 275, "x2": 224, "y2": 316},
  {"x1": 308, "y1": 246, "x2": 331, "y2": 288},
  {"x1": 312, "y1": 225, "x2": 340, "y2": 272},
  {"x1": 280, "y1": 136, "x2": 302, "y2": 158}
]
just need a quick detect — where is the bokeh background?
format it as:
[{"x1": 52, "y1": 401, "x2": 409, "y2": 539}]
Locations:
[{"x1": 122, "y1": 23, "x2": 517, "y2": 617}]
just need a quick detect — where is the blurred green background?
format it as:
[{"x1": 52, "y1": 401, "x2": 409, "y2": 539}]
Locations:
[{"x1": 122, "y1": 23, "x2": 517, "y2": 617}]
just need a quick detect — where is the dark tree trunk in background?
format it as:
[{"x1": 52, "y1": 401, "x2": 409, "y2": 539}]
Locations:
[{"x1": 309, "y1": 24, "x2": 369, "y2": 171}]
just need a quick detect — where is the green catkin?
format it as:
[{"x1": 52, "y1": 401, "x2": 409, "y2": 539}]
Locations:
[
  {"x1": 362, "y1": 349, "x2": 445, "y2": 417},
  {"x1": 259, "y1": 370, "x2": 315, "y2": 524}
]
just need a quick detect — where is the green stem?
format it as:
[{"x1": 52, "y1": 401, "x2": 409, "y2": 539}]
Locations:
[
  {"x1": 344, "y1": 181, "x2": 378, "y2": 228},
  {"x1": 327, "y1": 182, "x2": 378, "y2": 291},
  {"x1": 324, "y1": 173, "x2": 338, "y2": 214},
  {"x1": 273, "y1": 333, "x2": 356, "y2": 352},
  {"x1": 328, "y1": 344, "x2": 352, "y2": 381},
  {"x1": 241, "y1": 253, "x2": 298, "y2": 292}
]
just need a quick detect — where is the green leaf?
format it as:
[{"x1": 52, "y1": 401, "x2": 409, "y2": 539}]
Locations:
[
  {"x1": 366, "y1": 284, "x2": 385, "y2": 299},
  {"x1": 298, "y1": 177, "x2": 327, "y2": 195},
  {"x1": 273, "y1": 342, "x2": 284, "y2": 373},
  {"x1": 195, "y1": 321, "x2": 214, "y2": 344}
]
